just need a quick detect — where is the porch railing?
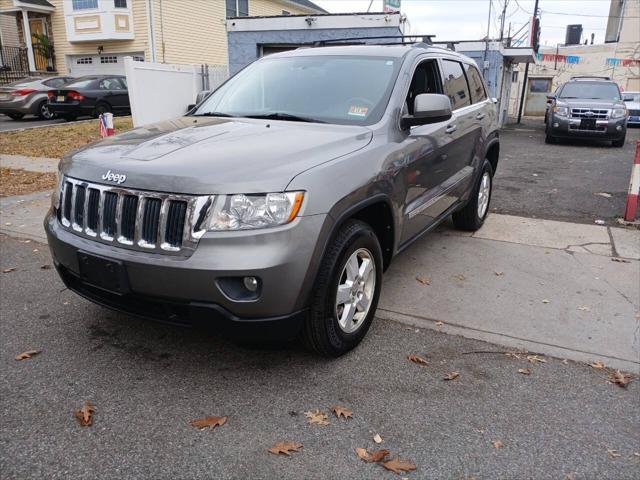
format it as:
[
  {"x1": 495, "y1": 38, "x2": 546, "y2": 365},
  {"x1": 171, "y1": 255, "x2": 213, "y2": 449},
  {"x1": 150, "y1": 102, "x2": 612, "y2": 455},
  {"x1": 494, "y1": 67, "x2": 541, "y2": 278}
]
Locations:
[{"x1": 0, "y1": 45, "x2": 30, "y2": 85}]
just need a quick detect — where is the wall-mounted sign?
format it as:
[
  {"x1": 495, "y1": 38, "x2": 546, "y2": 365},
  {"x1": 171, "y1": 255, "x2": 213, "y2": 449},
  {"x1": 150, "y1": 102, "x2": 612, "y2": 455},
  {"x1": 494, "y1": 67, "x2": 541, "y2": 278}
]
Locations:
[{"x1": 383, "y1": 0, "x2": 401, "y2": 13}]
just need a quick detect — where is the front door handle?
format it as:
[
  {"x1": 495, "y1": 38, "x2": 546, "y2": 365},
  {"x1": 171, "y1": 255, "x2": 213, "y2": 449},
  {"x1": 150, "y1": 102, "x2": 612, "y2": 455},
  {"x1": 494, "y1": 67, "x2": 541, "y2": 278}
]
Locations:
[
  {"x1": 476, "y1": 113, "x2": 486, "y2": 120},
  {"x1": 445, "y1": 124, "x2": 457, "y2": 134}
]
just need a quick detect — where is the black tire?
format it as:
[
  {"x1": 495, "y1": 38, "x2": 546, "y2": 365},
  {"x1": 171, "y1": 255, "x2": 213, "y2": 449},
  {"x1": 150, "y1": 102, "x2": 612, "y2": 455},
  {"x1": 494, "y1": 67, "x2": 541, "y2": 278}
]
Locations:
[
  {"x1": 302, "y1": 220, "x2": 383, "y2": 357},
  {"x1": 612, "y1": 136, "x2": 625, "y2": 148},
  {"x1": 7, "y1": 113, "x2": 24, "y2": 120},
  {"x1": 61, "y1": 114, "x2": 77, "y2": 122},
  {"x1": 93, "y1": 102, "x2": 111, "y2": 118},
  {"x1": 37, "y1": 100, "x2": 54, "y2": 120},
  {"x1": 452, "y1": 159, "x2": 494, "y2": 231}
]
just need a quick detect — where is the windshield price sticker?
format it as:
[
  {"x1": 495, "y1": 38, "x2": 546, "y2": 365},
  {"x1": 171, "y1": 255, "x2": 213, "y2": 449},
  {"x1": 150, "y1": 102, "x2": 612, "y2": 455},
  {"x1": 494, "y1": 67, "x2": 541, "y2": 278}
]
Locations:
[{"x1": 348, "y1": 106, "x2": 369, "y2": 117}]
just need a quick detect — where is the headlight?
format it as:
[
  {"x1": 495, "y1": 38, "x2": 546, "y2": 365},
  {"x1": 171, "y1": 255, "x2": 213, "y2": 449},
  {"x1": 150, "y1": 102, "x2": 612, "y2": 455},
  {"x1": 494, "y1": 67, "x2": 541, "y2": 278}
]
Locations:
[
  {"x1": 208, "y1": 192, "x2": 304, "y2": 231},
  {"x1": 611, "y1": 108, "x2": 627, "y2": 119},
  {"x1": 51, "y1": 172, "x2": 64, "y2": 209},
  {"x1": 553, "y1": 105, "x2": 569, "y2": 117}
]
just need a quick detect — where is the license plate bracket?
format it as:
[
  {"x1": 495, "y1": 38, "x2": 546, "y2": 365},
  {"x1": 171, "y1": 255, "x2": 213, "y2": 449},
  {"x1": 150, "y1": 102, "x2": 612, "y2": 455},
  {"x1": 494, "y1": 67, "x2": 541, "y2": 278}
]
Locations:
[
  {"x1": 77, "y1": 251, "x2": 129, "y2": 294},
  {"x1": 580, "y1": 118, "x2": 597, "y2": 130}
]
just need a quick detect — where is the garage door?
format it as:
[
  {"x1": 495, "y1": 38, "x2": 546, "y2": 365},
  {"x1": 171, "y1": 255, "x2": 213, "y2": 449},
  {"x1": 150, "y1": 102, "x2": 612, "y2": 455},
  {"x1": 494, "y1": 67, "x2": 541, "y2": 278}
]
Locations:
[{"x1": 67, "y1": 53, "x2": 144, "y2": 77}]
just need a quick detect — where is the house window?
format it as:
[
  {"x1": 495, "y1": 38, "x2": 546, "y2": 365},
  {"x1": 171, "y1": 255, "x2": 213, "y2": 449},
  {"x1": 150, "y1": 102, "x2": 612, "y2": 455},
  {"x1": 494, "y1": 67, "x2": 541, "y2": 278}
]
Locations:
[
  {"x1": 72, "y1": 0, "x2": 98, "y2": 10},
  {"x1": 114, "y1": 0, "x2": 127, "y2": 8},
  {"x1": 132, "y1": 55, "x2": 144, "y2": 62},
  {"x1": 226, "y1": 0, "x2": 248, "y2": 17},
  {"x1": 76, "y1": 57, "x2": 93, "y2": 64},
  {"x1": 100, "y1": 56, "x2": 118, "y2": 64}
]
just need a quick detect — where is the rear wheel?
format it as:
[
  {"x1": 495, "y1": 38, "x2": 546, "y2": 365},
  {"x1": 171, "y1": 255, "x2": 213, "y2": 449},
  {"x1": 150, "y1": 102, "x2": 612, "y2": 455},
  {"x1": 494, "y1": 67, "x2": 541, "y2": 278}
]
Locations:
[
  {"x1": 302, "y1": 220, "x2": 382, "y2": 357},
  {"x1": 7, "y1": 113, "x2": 24, "y2": 120},
  {"x1": 37, "y1": 100, "x2": 54, "y2": 120},
  {"x1": 612, "y1": 136, "x2": 625, "y2": 148},
  {"x1": 452, "y1": 159, "x2": 494, "y2": 231}
]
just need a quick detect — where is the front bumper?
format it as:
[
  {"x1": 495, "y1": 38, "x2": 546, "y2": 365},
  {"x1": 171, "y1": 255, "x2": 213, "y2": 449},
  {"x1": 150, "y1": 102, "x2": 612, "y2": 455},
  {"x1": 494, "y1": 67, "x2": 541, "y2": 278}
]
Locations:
[
  {"x1": 45, "y1": 209, "x2": 331, "y2": 335},
  {"x1": 549, "y1": 114, "x2": 627, "y2": 139}
]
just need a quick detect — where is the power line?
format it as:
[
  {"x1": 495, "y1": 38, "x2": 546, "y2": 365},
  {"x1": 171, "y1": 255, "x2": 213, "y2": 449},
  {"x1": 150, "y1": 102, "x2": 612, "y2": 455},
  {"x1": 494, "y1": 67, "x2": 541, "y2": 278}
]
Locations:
[{"x1": 540, "y1": 9, "x2": 640, "y2": 19}]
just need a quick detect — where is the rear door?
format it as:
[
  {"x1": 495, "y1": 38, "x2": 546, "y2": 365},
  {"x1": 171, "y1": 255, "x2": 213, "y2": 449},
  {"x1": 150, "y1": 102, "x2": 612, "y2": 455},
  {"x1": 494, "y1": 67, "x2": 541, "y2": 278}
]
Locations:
[{"x1": 99, "y1": 77, "x2": 128, "y2": 111}]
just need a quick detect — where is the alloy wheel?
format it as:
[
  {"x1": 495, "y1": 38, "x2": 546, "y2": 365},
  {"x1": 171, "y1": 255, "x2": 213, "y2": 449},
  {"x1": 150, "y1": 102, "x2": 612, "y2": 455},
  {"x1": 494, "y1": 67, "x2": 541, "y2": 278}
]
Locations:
[{"x1": 335, "y1": 248, "x2": 376, "y2": 334}]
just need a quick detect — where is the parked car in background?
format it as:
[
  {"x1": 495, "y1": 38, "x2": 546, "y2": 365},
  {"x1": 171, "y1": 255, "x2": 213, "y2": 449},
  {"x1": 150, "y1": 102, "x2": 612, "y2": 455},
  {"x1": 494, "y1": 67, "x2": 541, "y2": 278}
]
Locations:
[
  {"x1": 545, "y1": 77, "x2": 628, "y2": 147},
  {"x1": 45, "y1": 44, "x2": 500, "y2": 357},
  {"x1": 0, "y1": 76, "x2": 73, "y2": 120},
  {"x1": 47, "y1": 75, "x2": 130, "y2": 121},
  {"x1": 623, "y1": 91, "x2": 640, "y2": 126}
]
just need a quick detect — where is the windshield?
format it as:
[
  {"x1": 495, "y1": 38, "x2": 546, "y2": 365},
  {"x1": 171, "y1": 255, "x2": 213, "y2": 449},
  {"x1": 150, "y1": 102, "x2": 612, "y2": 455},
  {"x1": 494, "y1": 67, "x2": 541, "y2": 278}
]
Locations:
[
  {"x1": 195, "y1": 55, "x2": 402, "y2": 125},
  {"x1": 559, "y1": 82, "x2": 621, "y2": 100}
]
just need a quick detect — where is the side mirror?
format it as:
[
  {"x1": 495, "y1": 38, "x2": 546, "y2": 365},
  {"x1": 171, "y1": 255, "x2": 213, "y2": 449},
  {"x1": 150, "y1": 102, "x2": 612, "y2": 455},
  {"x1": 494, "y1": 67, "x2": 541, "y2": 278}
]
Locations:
[
  {"x1": 187, "y1": 103, "x2": 196, "y2": 112},
  {"x1": 401, "y1": 94, "x2": 452, "y2": 129}
]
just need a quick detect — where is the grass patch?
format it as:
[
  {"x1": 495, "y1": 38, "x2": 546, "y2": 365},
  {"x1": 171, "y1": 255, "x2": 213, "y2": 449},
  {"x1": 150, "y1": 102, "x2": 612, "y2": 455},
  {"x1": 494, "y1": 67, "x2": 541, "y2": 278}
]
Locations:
[
  {"x1": 0, "y1": 168, "x2": 57, "y2": 197},
  {"x1": 0, "y1": 116, "x2": 133, "y2": 159}
]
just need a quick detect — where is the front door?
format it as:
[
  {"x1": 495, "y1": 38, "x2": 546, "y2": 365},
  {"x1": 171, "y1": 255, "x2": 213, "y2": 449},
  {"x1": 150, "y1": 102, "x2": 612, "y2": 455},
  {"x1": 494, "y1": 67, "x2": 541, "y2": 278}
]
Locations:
[
  {"x1": 29, "y1": 18, "x2": 49, "y2": 71},
  {"x1": 524, "y1": 77, "x2": 553, "y2": 116}
]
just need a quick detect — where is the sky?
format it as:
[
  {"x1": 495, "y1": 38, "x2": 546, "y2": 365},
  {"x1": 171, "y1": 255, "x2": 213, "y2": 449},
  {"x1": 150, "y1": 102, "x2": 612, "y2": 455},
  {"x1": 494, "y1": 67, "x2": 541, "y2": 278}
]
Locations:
[{"x1": 313, "y1": 0, "x2": 614, "y2": 47}]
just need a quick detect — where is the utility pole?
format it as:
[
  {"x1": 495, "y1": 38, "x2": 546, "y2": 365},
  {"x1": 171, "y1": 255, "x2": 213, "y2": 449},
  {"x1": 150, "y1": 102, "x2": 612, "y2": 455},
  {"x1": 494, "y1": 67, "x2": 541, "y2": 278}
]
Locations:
[
  {"x1": 499, "y1": 0, "x2": 509, "y2": 41},
  {"x1": 517, "y1": 0, "x2": 540, "y2": 124},
  {"x1": 483, "y1": 0, "x2": 493, "y2": 73}
]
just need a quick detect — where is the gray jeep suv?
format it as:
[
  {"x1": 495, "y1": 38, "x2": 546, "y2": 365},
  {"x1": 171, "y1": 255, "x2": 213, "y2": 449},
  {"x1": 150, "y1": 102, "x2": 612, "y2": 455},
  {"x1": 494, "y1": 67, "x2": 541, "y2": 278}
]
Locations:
[
  {"x1": 45, "y1": 44, "x2": 499, "y2": 356},
  {"x1": 545, "y1": 77, "x2": 627, "y2": 147}
]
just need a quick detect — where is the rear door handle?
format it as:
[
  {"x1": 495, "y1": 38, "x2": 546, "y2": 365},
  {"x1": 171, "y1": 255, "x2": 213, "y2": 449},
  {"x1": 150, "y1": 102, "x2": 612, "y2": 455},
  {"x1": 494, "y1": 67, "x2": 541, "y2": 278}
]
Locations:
[
  {"x1": 476, "y1": 113, "x2": 486, "y2": 120},
  {"x1": 445, "y1": 124, "x2": 457, "y2": 134}
]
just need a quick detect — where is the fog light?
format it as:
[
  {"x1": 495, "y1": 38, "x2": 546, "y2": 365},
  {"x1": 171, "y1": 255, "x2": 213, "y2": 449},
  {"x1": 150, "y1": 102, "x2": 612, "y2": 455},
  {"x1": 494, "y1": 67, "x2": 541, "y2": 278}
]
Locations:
[
  {"x1": 243, "y1": 276, "x2": 258, "y2": 292},
  {"x1": 616, "y1": 125, "x2": 622, "y2": 131},
  {"x1": 553, "y1": 122, "x2": 559, "y2": 128}
]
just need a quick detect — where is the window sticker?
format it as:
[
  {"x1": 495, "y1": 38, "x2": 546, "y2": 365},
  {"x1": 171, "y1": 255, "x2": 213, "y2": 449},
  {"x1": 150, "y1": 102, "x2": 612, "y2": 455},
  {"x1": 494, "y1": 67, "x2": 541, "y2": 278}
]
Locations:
[{"x1": 348, "y1": 106, "x2": 369, "y2": 117}]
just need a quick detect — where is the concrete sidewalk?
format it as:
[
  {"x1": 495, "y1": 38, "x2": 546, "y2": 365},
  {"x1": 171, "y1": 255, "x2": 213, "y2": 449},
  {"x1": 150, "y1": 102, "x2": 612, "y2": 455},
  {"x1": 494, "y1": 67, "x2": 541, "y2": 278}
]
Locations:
[{"x1": 1, "y1": 190, "x2": 638, "y2": 372}]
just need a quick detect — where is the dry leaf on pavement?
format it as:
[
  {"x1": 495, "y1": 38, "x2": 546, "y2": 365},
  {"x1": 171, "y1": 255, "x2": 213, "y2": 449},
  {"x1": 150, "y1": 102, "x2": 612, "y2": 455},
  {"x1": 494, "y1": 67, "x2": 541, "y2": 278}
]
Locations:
[
  {"x1": 564, "y1": 473, "x2": 576, "y2": 480},
  {"x1": 443, "y1": 371, "x2": 460, "y2": 381},
  {"x1": 455, "y1": 273, "x2": 466, "y2": 281},
  {"x1": 407, "y1": 354, "x2": 429, "y2": 366},
  {"x1": 3, "y1": 267, "x2": 16, "y2": 273},
  {"x1": 589, "y1": 361, "x2": 606, "y2": 369},
  {"x1": 373, "y1": 433, "x2": 383, "y2": 444},
  {"x1": 611, "y1": 258, "x2": 631, "y2": 263},
  {"x1": 190, "y1": 415, "x2": 227, "y2": 430},
  {"x1": 577, "y1": 306, "x2": 591, "y2": 312},
  {"x1": 527, "y1": 355, "x2": 547, "y2": 363},
  {"x1": 492, "y1": 440, "x2": 503, "y2": 449},
  {"x1": 541, "y1": 299, "x2": 550, "y2": 304},
  {"x1": 40, "y1": 264, "x2": 52, "y2": 270},
  {"x1": 381, "y1": 456, "x2": 417, "y2": 475},
  {"x1": 607, "y1": 448, "x2": 621, "y2": 458},
  {"x1": 74, "y1": 401, "x2": 95, "y2": 426},
  {"x1": 304, "y1": 409, "x2": 328, "y2": 426},
  {"x1": 268, "y1": 441, "x2": 303, "y2": 456},
  {"x1": 355, "y1": 447, "x2": 390, "y2": 463},
  {"x1": 415, "y1": 275, "x2": 431, "y2": 285},
  {"x1": 494, "y1": 271, "x2": 504, "y2": 276},
  {"x1": 331, "y1": 406, "x2": 353, "y2": 419},
  {"x1": 15, "y1": 350, "x2": 41, "y2": 361},
  {"x1": 517, "y1": 368, "x2": 531, "y2": 375},
  {"x1": 609, "y1": 370, "x2": 631, "y2": 388},
  {"x1": 435, "y1": 321, "x2": 444, "y2": 327}
]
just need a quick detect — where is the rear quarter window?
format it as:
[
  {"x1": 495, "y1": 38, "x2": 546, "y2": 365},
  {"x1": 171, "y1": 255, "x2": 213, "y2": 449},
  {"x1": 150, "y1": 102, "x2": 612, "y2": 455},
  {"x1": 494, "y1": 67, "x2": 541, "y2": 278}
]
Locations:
[
  {"x1": 441, "y1": 59, "x2": 471, "y2": 110},
  {"x1": 464, "y1": 64, "x2": 487, "y2": 103}
]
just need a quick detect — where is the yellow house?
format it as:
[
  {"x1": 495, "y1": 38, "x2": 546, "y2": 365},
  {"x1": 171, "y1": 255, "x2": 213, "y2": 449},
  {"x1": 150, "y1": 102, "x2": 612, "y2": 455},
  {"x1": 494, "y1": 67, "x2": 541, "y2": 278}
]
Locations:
[{"x1": 0, "y1": 0, "x2": 325, "y2": 77}]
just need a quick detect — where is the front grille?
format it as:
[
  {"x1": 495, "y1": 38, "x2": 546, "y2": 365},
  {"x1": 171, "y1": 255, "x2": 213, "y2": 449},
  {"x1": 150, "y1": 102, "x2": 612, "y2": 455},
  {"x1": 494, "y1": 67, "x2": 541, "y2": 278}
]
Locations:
[
  {"x1": 570, "y1": 108, "x2": 609, "y2": 120},
  {"x1": 57, "y1": 177, "x2": 214, "y2": 255}
]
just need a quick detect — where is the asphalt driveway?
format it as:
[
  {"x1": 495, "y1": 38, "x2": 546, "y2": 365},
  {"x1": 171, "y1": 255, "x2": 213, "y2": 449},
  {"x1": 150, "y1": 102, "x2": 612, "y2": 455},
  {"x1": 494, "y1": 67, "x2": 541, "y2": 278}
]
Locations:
[{"x1": 0, "y1": 113, "x2": 66, "y2": 132}]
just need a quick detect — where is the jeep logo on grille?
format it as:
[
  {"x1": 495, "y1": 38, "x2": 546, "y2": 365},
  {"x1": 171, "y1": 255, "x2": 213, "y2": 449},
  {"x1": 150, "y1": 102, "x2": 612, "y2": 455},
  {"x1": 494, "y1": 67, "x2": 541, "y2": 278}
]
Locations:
[{"x1": 102, "y1": 170, "x2": 127, "y2": 184}]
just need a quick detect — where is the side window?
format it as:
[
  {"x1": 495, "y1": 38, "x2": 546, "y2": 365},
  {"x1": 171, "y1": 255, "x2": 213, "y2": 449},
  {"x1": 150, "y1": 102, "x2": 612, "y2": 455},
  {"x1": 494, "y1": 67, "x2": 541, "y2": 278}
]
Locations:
[
  {"x1": 405, "y1": 59, "x2": 443, "y2": 115},
  {"x1": 99, "y1": 78, "x2": 121, "y2": 90},
  {"x1": 441, "y1": 59, "x2": 471, "y2": 110},
  {"x1": 464, "y1": 64, "x2": 487, "y2": 103},
  {"x1": 44, "y1": 78, "x2": 64, "y2": 88}
]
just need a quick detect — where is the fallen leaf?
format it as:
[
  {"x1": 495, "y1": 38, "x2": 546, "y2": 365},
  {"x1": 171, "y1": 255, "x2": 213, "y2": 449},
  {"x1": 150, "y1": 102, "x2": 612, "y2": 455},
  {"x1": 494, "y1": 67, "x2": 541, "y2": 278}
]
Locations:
[
  {"x1": 268, "y1": 441, "x2": 303, "y2": 456},
  {"x1": 455, "y1": 273, "x2": 466, "y2": 281},
  {"x1": 331, "y1": 406, "x2": 353, "y2": 419},
  {"x1": 589, "y1": 361, "x2": 606, "y2": 369},
  {"x1": 304, "y1": 409, "x2": 328, "y2": 426},
  {"x1": 407, "y1": 354, "x2": 429, "y2": 366},
  {"x1": 609, "y1": 370, "x2": 631, "y2": 388},
  {"x1": 355, "y1": 447, "x2": 390, "y2": 463},
  {"x1": 541, "y1": 299, "x2": 550, "y2": 304},
  {"x1": 633, "y1": 451, "x2": 640, "y2": 457},
  {"x1": 494, "y1": 271, "x2": 504, "y2": 276},
  {"x1": 594, "y1": 219, "x2": 606, "y2": 225},
  {"x1": 611, "y1": 258, "x2": 631, "y2": 263},
  {"x1": 190, "y1": 415, "x2": 227, "y2": 431},
  {"x1": 381, "y1": 456, "x2": 417, "y2": 475},
  {"x1": 562, "y1": 359, "x2": 569, "y2": 365},
  {"x1": 607, "y1": 448, "x2": 621, "y2": 458},
  {"x1": 577, "y1": 306, "x2": 591, "y2": 312},
  {"x1": 32, "y1": 248, "x2": 39, "y2": 252},
  {"x1": 518, "y1": 368, "x2": 531, "y2": 375},
  {"x1": 74, "y1": 401, "x2": 95, "y2": 426},
  {"x1": 443, "y1": 372, "x2": 460, "y2": 381},
  {"x1": 594, "y1": 192, "x2": 612, "y2": 198},
  {"x1": 40, "y1": 264, "x2": 52, "y2": 270},
  {"x1": 565, "y1": 474, "x2": 576, "y2": 480},
  {"x1": 527, "y1": 355, "x2": 547, "y2": 364},
  {"x1": 415, "y1": 275, "x2": 431, "y2": 285},
  {"x1": 373, "y1": 433, "x2": 383, "y2": 444},
  {"x1": 435, "y1": 321, "x2": 444, "y2": 327},
  {"x1": 3, "y1": 267, "x2": 16, "y2": 273},
  {"x1": 15, "y1": 350, "x2": 41, "y2": 361},
  {"x1": 492, "y1": 439, "x2": 503, "y2": 449},
  {"x1": 505, "y1": 351, "x2": 522, "y2": 359}
]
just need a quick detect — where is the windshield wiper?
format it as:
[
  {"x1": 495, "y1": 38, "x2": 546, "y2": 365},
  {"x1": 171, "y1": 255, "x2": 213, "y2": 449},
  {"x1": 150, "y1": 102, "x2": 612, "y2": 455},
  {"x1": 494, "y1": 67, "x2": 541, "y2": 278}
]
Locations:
[
  {"x1": 192, "y1": 112, "x2": 235, "y2": 117},
  {"x1": 243, "y1": 112, "x2": 325, "y2": 123}
]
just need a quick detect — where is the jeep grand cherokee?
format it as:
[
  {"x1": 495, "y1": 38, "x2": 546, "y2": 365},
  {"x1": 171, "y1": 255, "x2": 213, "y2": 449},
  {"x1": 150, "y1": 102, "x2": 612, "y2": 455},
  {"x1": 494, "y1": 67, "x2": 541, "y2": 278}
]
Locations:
[{"x1": 45, "y1": 44, "x2": 500, "y2": 357}]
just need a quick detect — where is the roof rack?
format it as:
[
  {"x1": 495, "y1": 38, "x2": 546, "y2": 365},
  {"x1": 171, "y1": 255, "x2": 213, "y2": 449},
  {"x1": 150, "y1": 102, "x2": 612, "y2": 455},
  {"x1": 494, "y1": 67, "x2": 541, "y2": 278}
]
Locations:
[
  {"x1": 569, "y1": 76, "x2": 611, "y2": 81},
  {"x1": 312, "y1": 34, "x2": 437, "y2": 47}
]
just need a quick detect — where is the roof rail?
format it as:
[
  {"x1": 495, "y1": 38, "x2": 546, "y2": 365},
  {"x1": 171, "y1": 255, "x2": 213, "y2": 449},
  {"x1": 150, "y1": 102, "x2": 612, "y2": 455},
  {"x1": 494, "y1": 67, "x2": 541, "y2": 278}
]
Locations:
[
  {"x1": 569, "y1": 75, "x2": 611, "y2": 81},
  {"x1": 312, "y1": 34, "x2": 437, "y2": 47}
]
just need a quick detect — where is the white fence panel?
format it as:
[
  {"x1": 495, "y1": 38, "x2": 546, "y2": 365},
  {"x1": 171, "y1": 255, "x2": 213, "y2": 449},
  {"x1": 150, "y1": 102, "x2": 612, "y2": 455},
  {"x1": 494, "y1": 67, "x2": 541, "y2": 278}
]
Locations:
[{"x1": 124, "y1": 57, "x2": 229, "y2": 127}]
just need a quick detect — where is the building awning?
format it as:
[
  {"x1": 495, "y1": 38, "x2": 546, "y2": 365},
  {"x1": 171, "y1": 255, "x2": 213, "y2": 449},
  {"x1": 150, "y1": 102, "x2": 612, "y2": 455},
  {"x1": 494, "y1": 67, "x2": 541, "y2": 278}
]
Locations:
[
  {"x1": 0, "y1": 0, "x2": 55, "y2": 13},
  {"x1": 502, "y1": 47, "x2": 536, "y2": 63}
]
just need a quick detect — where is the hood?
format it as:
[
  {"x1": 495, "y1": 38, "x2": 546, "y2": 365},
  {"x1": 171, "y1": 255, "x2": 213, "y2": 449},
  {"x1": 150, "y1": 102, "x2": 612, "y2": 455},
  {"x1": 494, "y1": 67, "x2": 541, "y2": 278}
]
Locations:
[
  {"x1": 61, "y1": 116, "x2": 373, "y2": 194},
  {"x1": 559, "y1": 98, "x2": 624, "y2": 109}
]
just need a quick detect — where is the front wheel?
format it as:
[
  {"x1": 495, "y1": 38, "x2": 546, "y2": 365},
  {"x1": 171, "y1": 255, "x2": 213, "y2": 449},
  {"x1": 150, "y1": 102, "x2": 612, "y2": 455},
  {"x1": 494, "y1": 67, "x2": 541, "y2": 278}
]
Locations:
[
  {"x1": 452, "y1": 159, "x2": 494, "y2": 231},
  {"x1": 612, "y1": 136, "x2": 625, "y2": 148},
  {"x1": 303, "y1": 220, "x2": 383, "y2": 357}
]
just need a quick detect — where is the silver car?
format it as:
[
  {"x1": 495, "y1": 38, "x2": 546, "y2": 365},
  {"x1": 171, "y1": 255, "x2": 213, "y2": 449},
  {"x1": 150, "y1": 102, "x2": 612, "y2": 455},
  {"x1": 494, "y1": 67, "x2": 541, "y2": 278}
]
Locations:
[
  {"x1": 0, "y1": 76, "x2": 73, "y2": 120},
  {"x1": 45, "y1": 44, "x2": 500, "y2": 356}
]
